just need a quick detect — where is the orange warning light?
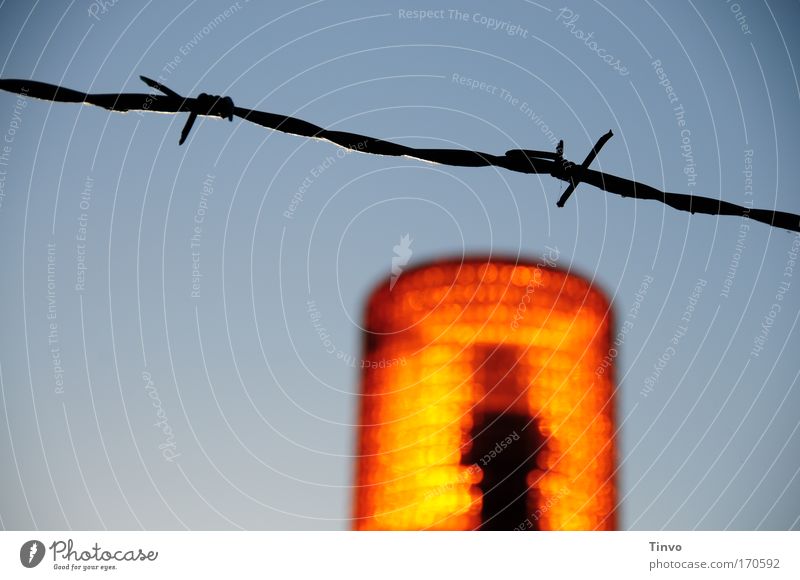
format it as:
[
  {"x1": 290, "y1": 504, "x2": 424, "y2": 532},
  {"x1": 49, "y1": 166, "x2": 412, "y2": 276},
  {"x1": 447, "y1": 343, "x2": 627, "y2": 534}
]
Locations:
[{"x1": 353, "y1": 257, "x2": 617, "y2": 530}]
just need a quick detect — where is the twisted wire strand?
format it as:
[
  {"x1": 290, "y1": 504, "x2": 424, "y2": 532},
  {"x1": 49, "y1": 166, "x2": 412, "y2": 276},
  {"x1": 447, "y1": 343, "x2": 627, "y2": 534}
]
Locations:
[{"x1": 1, "y1": 76, "x2": 797, "y2": 233}]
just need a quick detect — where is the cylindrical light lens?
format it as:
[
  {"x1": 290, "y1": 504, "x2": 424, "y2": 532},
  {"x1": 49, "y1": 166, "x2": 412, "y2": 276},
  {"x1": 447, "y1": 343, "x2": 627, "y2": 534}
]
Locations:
[{"x1": 353, "y1": 258, "x2": 616, "y2": 530}]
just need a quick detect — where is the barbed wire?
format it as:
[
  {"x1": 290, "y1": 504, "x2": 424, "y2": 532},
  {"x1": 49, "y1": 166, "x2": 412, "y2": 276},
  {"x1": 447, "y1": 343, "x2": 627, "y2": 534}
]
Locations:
[{"x1": 1, "y1": 76, "x2": 797, "y2": 233}]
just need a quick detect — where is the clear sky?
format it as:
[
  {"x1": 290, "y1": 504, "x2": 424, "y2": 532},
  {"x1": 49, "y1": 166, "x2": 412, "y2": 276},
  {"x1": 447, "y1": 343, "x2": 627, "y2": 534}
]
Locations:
[{"x1": 0, "y1": 0, "x2": 798, "y2": 530}]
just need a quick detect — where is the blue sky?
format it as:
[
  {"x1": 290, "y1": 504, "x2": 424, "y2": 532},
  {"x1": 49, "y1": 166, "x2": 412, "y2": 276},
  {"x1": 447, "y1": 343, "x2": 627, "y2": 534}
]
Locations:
[{"x1": 0, "y1": 0, "x2": 799, "y2": 530}]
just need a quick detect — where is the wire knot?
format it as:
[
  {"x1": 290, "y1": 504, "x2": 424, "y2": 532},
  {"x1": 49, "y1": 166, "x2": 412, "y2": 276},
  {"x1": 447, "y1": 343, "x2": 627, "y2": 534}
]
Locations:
[
  {"x1": 179, "y1": 92, "x2": 235, "y2": 145},
  {"x1": 193, "y1": 92, "x2": 235, "y2": 121},
  {"x1": 139, "y1": 76, "x2": 235, "y2": 144}
]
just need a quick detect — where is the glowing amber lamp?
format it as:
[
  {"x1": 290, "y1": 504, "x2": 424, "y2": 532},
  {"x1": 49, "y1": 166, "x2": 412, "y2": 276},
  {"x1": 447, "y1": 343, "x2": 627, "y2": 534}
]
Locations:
[{"x1": 353, "y1": 258, "x2": 616, "y2": 530}]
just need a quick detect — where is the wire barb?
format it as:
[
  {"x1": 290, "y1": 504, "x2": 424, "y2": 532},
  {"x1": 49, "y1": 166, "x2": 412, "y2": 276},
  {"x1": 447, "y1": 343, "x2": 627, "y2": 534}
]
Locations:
[
  {"x1": 556, "y1": 130, "x2": 613, "y2": 208},
  {"x1": 178, "y1": 93, "x2": 235, "y2": 145},
  {"x1": 138, "y1": 77, "x2": 234, "y2": 145},
  {"x1": 139, "y1": 75, "x2": 181, "y2": 98}
]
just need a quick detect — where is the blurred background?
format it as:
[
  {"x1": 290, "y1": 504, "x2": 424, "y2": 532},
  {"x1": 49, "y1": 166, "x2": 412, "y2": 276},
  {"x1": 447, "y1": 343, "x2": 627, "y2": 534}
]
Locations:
[{"x1": 0, "y1": 0, "x2": 798, "y2": 530}]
